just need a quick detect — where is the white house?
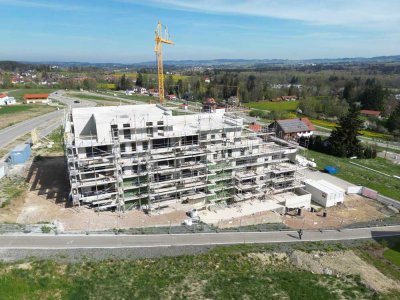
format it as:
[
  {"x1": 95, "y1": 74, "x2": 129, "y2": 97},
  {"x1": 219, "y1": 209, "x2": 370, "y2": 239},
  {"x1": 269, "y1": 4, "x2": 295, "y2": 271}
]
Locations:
[
  {"x1": 133, "y1": 87, "x2": 147, "y2": 95},
  {"x1": 0, "y1": 93, "x2": 16, "y2": 105}
]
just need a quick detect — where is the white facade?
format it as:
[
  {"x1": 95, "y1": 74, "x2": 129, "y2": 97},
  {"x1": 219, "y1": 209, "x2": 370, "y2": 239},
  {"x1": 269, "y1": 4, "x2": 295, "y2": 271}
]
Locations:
[{"x1": 0, "y1": 95, "x2": 16, "y2": 105}]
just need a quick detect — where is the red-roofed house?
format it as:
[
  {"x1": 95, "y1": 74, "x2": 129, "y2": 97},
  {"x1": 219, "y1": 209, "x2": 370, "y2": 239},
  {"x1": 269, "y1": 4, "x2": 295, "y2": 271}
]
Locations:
[
  {"x1": 360, "y1": 110, "x2": 381, "y2": 118},
  {"x1": 23, "y1": 94, "x2": 50, "y2": 104}
]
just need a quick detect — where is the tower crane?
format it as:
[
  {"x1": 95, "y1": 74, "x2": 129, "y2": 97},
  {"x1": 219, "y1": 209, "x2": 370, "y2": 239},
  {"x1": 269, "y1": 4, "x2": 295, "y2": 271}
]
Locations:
[{"x1": 155, "y1": 21, "x2": 174, "y2": 105}]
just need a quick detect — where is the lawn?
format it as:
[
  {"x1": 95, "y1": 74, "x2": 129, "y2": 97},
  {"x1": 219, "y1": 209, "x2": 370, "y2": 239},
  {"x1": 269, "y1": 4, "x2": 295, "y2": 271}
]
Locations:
[
  {"x1": 0, "y1": 244, "x2": 385, "y2": 300},
  {"x1": 245, "y1": 100, "x2": 299, "y2": 112},
  {"x1": 306, "y1": 150, "x2": 400, "y2": 200}
]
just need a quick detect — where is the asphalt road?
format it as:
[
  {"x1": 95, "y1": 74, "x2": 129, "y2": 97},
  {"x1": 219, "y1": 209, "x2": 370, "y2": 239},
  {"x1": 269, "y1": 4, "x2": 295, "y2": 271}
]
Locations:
[
  {"x1": 1, "y1": 225, "x2": 399, "y2": 249},
  {"x1": 0, "y1": 91, "x2": 95, "y2": 149}
]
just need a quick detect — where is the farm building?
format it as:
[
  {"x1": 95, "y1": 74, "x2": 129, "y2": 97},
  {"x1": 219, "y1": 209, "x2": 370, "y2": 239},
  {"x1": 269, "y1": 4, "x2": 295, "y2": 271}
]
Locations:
[{"x1": 23, "y1": 94, "x2": 50, "y2": 104}]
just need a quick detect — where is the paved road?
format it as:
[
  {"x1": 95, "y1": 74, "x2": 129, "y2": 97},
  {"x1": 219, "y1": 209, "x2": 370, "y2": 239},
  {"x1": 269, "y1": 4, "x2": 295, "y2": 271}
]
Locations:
[
  {"x1": 0, "y1": 110, "x2": 64, "y2": 149},
  {"x1": 0, "y1": 91, "x2": 95, "y2": 149},
  {"x1": 1, "y1": 225, "x2": 399, "y2": 249}
]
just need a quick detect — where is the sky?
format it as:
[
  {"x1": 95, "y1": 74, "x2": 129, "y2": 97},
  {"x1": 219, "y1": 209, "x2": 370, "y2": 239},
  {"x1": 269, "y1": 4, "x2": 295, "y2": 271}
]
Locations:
[{"x1": 0, "y1": 0, "x2": 399, "y2": 63}]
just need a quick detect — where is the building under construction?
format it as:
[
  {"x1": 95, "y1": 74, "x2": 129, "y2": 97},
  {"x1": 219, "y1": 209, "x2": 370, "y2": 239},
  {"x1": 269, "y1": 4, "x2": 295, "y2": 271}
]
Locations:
[{"x1": 64, "y1": 104, "x2": 307, "y2": 212}]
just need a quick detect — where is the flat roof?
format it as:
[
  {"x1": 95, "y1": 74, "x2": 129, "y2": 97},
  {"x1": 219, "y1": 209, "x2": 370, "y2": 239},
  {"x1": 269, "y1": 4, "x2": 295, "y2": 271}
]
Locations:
[
  {"x1": 12, "y1": 143, "x2": 29, "y2": 152},
  {"x1": 305, "y1": 179, "x2": 344, "y2": 194},
  {"x1": 70, "y1": 104, "x2": 241, "y2": 145}
]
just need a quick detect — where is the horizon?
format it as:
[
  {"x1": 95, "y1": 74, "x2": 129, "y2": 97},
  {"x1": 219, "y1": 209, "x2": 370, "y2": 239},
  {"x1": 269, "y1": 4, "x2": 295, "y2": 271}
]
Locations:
[
  {"x1": 6, "y1": 53, "x2": 400, "y2": 65},
  {"x1": 1, "y1": 0, "x2": 399, "y2": 63}
]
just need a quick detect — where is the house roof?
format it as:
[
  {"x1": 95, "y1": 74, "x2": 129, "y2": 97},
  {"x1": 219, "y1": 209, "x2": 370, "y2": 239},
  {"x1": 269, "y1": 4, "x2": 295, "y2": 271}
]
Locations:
[
  {"x1": 23, "y1": 94, "x2": 49, "y2": 100},
  {"x1": 274, "y1": 118, "x2": 310, "y2": 133},
  {"x1": 360, "y1": 110, "x2": 381, "y2": 117},
  {"x1": 281, "y1": 95, "x2": 297, "y2": 99},
  {"x1": 248, "y1": 123, "x2": 262, "y2": 132},
  {"x1": 300, "y1": 117, "x2": 316, "y2": 131}
]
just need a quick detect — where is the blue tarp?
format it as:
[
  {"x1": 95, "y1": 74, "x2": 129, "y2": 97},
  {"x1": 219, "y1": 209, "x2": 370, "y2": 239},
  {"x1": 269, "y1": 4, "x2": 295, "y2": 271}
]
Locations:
[{"x1": 324, "y1": 166, "x2": 337, "y2": 174}]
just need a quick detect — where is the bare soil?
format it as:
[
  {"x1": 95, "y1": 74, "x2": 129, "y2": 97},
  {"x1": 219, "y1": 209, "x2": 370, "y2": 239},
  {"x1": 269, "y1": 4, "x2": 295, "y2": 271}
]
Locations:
[
  {"x1": 283, "y1": 195, "x2": 386, "y2": 229},
  {"x1": 289, "y1": 250, "x2": 400, "y2": 293},
  {"x1": 0, "y1": 155, "x2": 391, "y2": 232},
  {"x1": 0, "y1": 156, "x2": 187, "y2": 231}
]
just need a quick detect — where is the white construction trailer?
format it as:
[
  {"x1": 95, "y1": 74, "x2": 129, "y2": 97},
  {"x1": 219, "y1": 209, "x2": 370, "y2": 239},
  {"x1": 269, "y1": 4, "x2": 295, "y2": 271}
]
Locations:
[{"x1": 304, "y1": 180, "x2": 345, "y2": 207}]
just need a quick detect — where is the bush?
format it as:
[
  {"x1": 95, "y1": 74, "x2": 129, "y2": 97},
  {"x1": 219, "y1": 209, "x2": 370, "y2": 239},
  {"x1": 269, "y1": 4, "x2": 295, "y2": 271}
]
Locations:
[{"x1": 41, "y1": 225, "x2": 51, "y2": 233}]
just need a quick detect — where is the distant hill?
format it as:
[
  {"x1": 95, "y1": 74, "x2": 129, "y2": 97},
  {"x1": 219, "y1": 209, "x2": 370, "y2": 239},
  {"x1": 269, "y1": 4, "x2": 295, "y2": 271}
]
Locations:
[{"x1": 2, "y1": 55, "x2": 400, "y2": 69}]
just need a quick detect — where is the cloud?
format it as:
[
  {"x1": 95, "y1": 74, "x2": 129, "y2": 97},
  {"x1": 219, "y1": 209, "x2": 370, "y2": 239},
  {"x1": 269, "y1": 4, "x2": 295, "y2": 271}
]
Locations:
[
  {"x1": 118, "y1": 0, "x2": 400, "y2": 28},
  {"x1": 0, "y1": 0, "x2": 83, "y2": 11}
]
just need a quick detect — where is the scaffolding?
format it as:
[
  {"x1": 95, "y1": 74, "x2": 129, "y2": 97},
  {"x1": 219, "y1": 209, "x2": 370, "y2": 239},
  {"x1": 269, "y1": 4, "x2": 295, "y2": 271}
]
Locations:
[{"x1": 65, "y1": 104, "x2": 306, "y2": 212}]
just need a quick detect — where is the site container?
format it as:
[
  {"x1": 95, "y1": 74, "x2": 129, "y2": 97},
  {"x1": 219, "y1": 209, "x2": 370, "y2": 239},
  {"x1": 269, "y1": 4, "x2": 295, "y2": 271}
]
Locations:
[
  {"x1": 9, "y1": 143, "x2": 31, "y2": 165},
  {"x1": 305, "y1": 180, "x2": 345, "y2": 207}
]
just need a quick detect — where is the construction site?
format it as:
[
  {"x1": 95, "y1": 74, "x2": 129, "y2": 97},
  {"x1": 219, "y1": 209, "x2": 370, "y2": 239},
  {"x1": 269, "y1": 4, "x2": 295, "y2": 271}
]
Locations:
[
  {"x1": 64, "y1": 104, "x2": 309, "y2": 213},
  {"x1": 1, "y1": 21, "x2": 398, "y2": 232}
]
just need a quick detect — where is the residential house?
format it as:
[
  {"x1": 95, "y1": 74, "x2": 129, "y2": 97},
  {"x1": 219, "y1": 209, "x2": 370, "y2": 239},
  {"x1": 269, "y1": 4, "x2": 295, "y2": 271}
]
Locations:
[
  {"x1": 0, "y1": 93, "x2": 16, "y2": 105},
  {"x1": 360, "y1": 110, "x2": 381, "y2": 119},
  {"x1": 269, "y1": 118, "x2": 315, "y2": 141}
]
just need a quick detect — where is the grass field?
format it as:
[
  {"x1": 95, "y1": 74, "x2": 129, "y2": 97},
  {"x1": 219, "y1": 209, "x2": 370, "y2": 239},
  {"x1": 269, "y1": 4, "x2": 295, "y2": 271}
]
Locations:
[
  {"x1": 1, "y1": 241, "x2": 397, "y2": 300},
  {"x1": 0, "y1": 105, "x2": 56, "y2": 130},
  {"x1": 0, "y1": 105, "x2": 34, "y2": 115},
  {"x1": 97, "y1": 83, "x2": 117, "y2": 90},
  {"x1": 67, "y1": 93, "x2": 119, "y2": 102},
  {"x1": 245, "y1": 100, "x2": 299, "y2": 112},
  {"x1": 306, "y1": 150, "x2": 400, "y2": 200}
]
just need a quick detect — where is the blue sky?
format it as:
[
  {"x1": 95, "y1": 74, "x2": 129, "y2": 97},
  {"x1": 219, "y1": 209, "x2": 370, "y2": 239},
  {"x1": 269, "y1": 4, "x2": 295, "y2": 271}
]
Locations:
[{"x1": 0, "y1": 0, "x2": 399, "y2": 62}]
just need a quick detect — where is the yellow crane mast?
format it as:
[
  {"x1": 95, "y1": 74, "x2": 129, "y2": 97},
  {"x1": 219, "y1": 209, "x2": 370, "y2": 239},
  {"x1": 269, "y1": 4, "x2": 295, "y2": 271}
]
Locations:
[{"x1": 155, "y1": 21, "x2": 174, "y2": 105}]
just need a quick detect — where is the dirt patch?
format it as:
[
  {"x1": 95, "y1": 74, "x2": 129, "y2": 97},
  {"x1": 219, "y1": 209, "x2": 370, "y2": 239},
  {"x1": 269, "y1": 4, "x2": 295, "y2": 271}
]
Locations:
[
  {"x1": 217, "y1": 211, "x2": 283, "y2": 229},
  {"x1": 290, "y1": 250, "x2": 400, "y2": 293},
  {"x1": 247, "y1": 252, "x2": 288, "y2": 266},
  {"x1": 284, "y1": 195, "x2": 386, "y2": 229}
]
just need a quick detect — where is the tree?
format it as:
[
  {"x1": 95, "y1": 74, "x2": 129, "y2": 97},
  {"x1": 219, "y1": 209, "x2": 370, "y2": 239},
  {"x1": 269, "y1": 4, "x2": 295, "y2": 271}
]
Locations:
[
  {"x1": 117, "y1": 74, "x2": 132, "y2": 90},
  {"x1": 136, "y1": 73, "x2": 143, "y2": 87},
  {"x1": 327, "y1": 104, "x2": 364, "y2": 157},
  {"x1": 82, "y1": 78, "x2": 97, "y2": 90},
  {"x1": 2, "y1": 74, "x2": 12, "y2": 88},
  {"x1": 358, "y1": 79, "x2": 386, "y2": 110},
  {"x1": 387, "y1": 103, "x2": 400, "y2": 132}
]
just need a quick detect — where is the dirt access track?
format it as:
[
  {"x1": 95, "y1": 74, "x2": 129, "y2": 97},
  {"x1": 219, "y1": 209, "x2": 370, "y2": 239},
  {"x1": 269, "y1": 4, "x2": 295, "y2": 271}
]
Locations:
[{"x1": 0, "y1": 156, "x2": 392, "y2": 232}]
